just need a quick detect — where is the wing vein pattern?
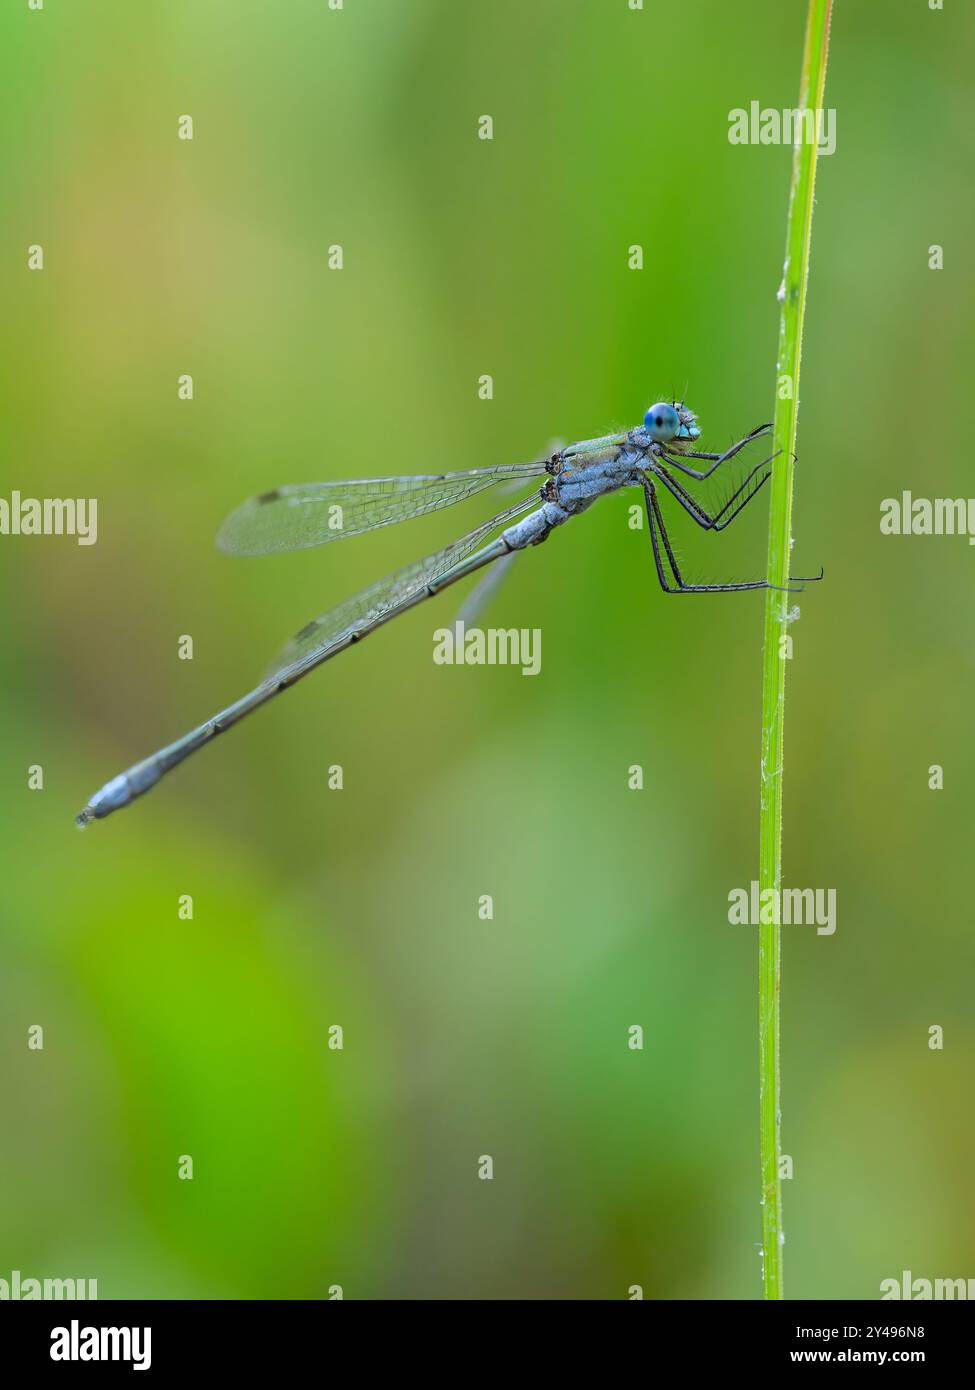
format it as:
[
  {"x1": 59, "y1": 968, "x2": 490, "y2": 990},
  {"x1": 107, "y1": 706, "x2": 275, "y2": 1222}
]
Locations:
[
  {"x1": 267, "y1": 494, "x2": 538, "y2": 680},
  {"x1": 219, "y1": 463, "x2": 546, "y2": 555}
]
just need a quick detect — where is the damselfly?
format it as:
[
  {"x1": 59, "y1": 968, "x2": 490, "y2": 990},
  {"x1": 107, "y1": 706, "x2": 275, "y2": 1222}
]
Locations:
[{"x1": 77, "y1": 401, "x2": 820, "y2": 825}]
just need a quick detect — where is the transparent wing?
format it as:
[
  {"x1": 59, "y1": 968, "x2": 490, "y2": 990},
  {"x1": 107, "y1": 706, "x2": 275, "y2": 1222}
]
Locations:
[
  {"x1": 455, "y1": 549, "x2": 521, "y2": 626},
  {"x1": 218, "y1": 463, "x2": 546, "y2": 556},
  {"x1": 268, "y1": 494, "x2": 538, "y2": 680}
]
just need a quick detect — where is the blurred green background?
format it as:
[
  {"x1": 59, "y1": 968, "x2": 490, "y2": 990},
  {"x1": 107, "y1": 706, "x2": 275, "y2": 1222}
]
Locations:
[{"x1": 1, "y1": 0, "x2": 973, "y2": 1300}]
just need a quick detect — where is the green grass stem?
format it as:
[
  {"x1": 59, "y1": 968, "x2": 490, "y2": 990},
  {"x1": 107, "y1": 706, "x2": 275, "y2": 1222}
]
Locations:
[{"x1": 758, "y1": 0, "x2": 834, "y2": 1301}]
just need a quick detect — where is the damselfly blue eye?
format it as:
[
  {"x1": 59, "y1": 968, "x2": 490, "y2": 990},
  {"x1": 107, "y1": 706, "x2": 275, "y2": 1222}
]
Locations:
[{"x1": 644, "y1": 402, "x2": 680, "y2": 443}]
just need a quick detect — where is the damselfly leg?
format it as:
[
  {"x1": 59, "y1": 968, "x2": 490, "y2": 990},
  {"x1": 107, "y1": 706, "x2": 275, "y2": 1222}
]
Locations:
[
  {"x1": 648, "y1": 452, "x2": 776, "y2": 532},
  {"x1": 642, "y1": 480, "x2": 822, "y2": 594},
  {"x1": 660, "y1": 422, "x2": 772, "y2": 480}
]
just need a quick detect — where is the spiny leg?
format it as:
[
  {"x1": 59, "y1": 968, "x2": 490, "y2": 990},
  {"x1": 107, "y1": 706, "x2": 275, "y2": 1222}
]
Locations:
[
  {"x1": 711, "y1": 468, "x2": 775, "y2": 532},
  {"x1": 643, "y1": 481, "x2": 684, "y2": 593},
  {"x1": 659, "y1": 422, "x2": 771, "y2": 480},
  {"x1": 647, "y1": 453, "x2": 775, "y2": 532},
  {"x1": 642, "y1": 481, "x2": 821, "y2": 594},
  {"x1": 643, "y1": 481, "x2": 769, "y2": 593}
]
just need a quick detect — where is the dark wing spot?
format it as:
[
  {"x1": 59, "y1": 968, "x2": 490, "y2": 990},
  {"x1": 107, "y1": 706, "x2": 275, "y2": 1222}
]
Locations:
[{"x1": 257, "y1": 489, "x2": 280, "y2": 504}]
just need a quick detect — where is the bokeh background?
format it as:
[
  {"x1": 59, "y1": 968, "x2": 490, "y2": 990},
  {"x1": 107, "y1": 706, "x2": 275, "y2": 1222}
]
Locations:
[{"x1": 1, "y1": 0, "x2": 973, "y2": 1300}]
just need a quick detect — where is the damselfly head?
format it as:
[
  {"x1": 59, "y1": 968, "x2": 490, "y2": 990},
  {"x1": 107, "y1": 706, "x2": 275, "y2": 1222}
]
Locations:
[{"x1": 644, "y1": 400, "x2": 701, "y2": 444}]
